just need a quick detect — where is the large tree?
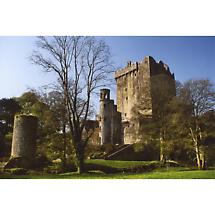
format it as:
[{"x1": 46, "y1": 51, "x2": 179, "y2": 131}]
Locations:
[
  {"x1": 31, "y1": 36, "x2": 112, "y2": 173},
  {"x1": 131, "y1": 75, "x2": 176, "y2": 163},
  {"x1": 0, "y1": 98, "x2": 21, "y2": 133},
  {"x1": 0, "y1": 98, "x2": 21, "y2": 156},
  {"x1": 17, "y1": 92, "x2": 58, "y2": 136},
  {"x1": 179, "y1": 79, "x2": 215, "y2": 169},
  {"x1": 32, "y1": 87, "x2": 70, "y2": 167}
]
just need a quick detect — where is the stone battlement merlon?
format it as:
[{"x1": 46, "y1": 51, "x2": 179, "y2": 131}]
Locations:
[
  {"x1": 115, "y1": 62, "x2": 139, "y2": 79},
  {"x1": 114, "y1": 56, "x2": 175, "y2": 80}
]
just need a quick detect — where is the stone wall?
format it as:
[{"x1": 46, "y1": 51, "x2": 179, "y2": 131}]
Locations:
[
  {"x1": 99, "y1": 89, "x2": 122, "y2": 145},
  {"x1": 4, "y1": 114, "x2": 38, "y2": 169},
  {"x1": 115, "y1": 56, "x2": 176, "y2": 144},
  {"x1": 11, "y1": 114, "x2": 38, "y2": 160},
  {"x1": 115, "y1": 57, "x2": 153, "y2": 122}
]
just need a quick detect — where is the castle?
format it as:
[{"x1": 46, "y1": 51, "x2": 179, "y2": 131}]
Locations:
[{"x1": 98, "y1": 56, "x2": 176, "y2": 146}]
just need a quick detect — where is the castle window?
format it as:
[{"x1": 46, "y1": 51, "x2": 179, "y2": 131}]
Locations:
[
  {"x1": 125, "y1": 113, "x2": 127, "y2": 117},
  {"x1": 126, "y1": 97, "x2": 128, "y2": 101},
  {"x1": 125, "y1": 88, "x2": 127, "y2": 91}
]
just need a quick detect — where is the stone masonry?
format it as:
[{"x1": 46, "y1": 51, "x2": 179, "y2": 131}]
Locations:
[
  {"x1": 99, "y1": 89, "x2": 122, "y2": 145},
  {"x1": 99, "y1": 56, "x2": 176, "y2": 145}
]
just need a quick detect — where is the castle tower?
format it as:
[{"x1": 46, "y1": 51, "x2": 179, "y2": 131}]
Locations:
[
  {"x1": 115, "y1": 56, "x2": 176, "y2": 144},
  {"x1": 99, "y1": 89, "x2": 122, "y2": 145},
  {"x1": 111, "y1": 104, "x2": 122, "y2": 145},
  {"x1": 99, "y1": 89, "x2": 112, "y2": 145}
]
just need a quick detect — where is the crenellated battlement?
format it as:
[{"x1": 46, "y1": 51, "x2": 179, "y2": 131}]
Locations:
[
  {"x1": 115, "y1": 62, "x2": 139, "y2": 79},
  {"x1": 115, "y1": 56, "x2": 175, "y2": 80}
]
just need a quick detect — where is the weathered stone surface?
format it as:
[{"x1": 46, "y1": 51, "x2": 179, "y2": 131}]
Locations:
[
  {"x1": 99, "y1": 56, "x2": 176, "y2": 146},
  {"x1": 11, "y1": 114, "x2": 38, "y2": 160},
  {"x1": 6, "y1": 114, "x2": 38, "y2": 169},
  {"x1": 99, "y1": 89, "x2": 122, "y2": 145}
]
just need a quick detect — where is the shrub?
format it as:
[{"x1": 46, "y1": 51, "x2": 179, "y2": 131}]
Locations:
[
  {"x1": 5, "y1": 168, "x2": 28, "y2": 175},
  {"x1": 32, "y1": 154, "x2": 52, "y2": 169},
  {"x1": 43, "y1": 161, "x2": 77, "y2": 174}
]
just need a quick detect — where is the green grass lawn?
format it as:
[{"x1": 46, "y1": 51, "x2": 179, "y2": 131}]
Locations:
[
  {"x1": 85, "y1": 159, "x2": 160, "y2": 173},
  {"x1": 1, "y1": 168, "x2": 215, "y2": 179},
  {"x1": 85, "y1": 159, "x2": 159, "y2": 168},
  {"x1": 62, "y1": 168, "x2": 215, "y2": 179},
  {"x1": 1, "y1": 159, "x2": 215, "y2": 179}
]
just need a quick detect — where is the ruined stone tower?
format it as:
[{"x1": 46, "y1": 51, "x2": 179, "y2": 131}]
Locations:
[
  {"x1": 4, "y1": 114, "x2": 38, "y2": 169},
  {"x1": 99, "y1": 89, "x2": 122, "y2": 145},
  {"x1": 11, "y1": 114, "x2": 38, "y2": 160},
  {"x1": 99, "y1": 56, "x2": 176, "y2": 146}
]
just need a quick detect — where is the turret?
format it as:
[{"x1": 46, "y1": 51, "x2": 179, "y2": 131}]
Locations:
[
  {"x1": 99, "y1": 89, "x2": 111, "y2": 145},
  {"x1": 100, "y1": 88, "x2": 110, "y2": 101}
]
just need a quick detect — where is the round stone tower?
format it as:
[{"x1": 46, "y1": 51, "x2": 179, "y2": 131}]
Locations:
[
  {"x1": 100, "y1": 89, "x2": 111, "y2": 145},
  {"x1": 11, "y1": 114, "x2": 38, "y2": 160}
]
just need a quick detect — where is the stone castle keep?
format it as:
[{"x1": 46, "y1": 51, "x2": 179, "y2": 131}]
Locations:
[{"x1": 99, "y1": 56, "x2": 176, "y2": 145}]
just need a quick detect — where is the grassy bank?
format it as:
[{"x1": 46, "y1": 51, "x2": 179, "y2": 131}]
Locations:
[
  {"x1": 1, "y1": 168, "x2": 215, "y2": 179},
  {"x1": 1, "y1": 159, "x2": 215, "y2": 179},
  {"x1": 85, "y1": 159, "x2": 160, "y2": 173}
]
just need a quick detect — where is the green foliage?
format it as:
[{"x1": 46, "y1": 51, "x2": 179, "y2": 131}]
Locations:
[
  {"x1": 40, "y1": 133, "x2": 74, "y2": 162},
  {"x1": 43, "y1": 162, "x2": 76, "y2": 174},
  {"x1": 17, "y1": 92, "x2": 64, "y2": 159},
  {"x1": 32, "y1": 153, "x2": 52, "y2": 169},
  {"x1": 14, "y1": 91, "x2": 77, "y2": 170},
  {"x1": 85, "y1": 144, "x2": 104, "y2": 159},
  {"x1": 133, "y1": 141, "x2": 160, "y2": 160},
  {"x1": 0, "y1": 98, "x2": 21, "y2": 126},
  {"x1": 17, "y1": 92, "x2": 58, "y2": 133},
  {"x1": 173, "y1": 80, "x2": 215, "y2": 169},
  {"x1": 4, "y1": 168, "x2": 28, "y2": 175},
  {"x1": 0, "y1": 98, "x2": 21, "y2": 156},
  {"x1": 131, "y1": 78, "x2": 214, "y2": 167}
]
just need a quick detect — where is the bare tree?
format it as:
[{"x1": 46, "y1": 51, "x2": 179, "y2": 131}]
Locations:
[
  {"x1": 180, "y1": 79, "x2": 215, "y2": 169},
  {"x1": 31, "y1": 36, "x2": 113, "y2": 173}
]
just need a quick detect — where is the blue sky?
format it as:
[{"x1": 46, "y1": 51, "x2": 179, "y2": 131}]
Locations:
[{"x1": 0, "y1": 36, "x2": 215, "y2": 100}]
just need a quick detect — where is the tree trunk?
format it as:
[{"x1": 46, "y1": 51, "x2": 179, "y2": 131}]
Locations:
[
  {"x1": 74, "y1": 138, "x2": 85, "y2": 174},
  {"x1": 200, "y1": 150, "x2": 206, "y2": 170},
  {"x1": 160, "y1": 145, "x2": 166, "y2": 163},
  {"x1": 190, "y1": 127, "x2": 203, "y2": 170},
  {"x1": 195, "y1": 143, "x2": 202, "y2": 170},
  {"x1": 76, "y1": 157, "x2": 84, "y2": 174},
  {"x1": 62, "y1": 123, "x2": 67, "y2": 169},
  {"x1": 198, "y1": 126, "x2": 206, "y2": 170},
  {"x1": 160, "y1": 132, "x2": 166, "y2": 164},
  {"x1": 76, "y1": 150, "x2": 85, "y2": 174}
]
